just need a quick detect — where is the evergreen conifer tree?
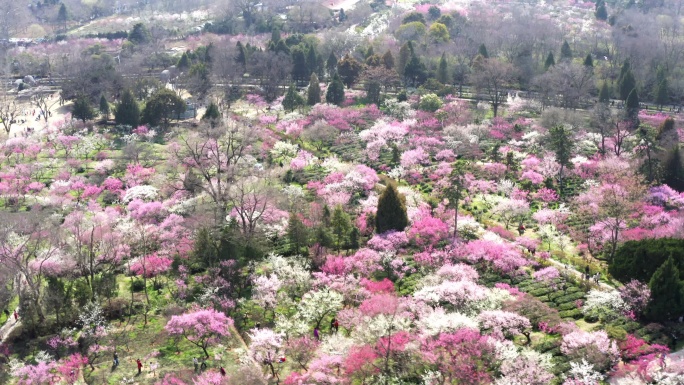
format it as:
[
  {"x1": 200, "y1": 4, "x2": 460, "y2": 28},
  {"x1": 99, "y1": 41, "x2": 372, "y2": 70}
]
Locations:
[
  {"x1": 331, "y1": 206, "x2": 351, "y2": 253},
  {"x1": 376, "y1": 182, "x2": 408, "y2": 233},
  {"x1": 235, "y1": 41, "x2": 247, "y2": 68},
  {"x1": 99, "y1": 95, "x2": 110, "y2": 120},
  {"x1": 326, "y1": 74, "x2": 345, "y2": 105},
  {"x1": 599, "y1": 82, "x2": 611, "y2": 103},
  {"x1": 307, "y1": 73, "x2": 321, "y2": 106},
  {"x1": 647, "y1": 256, "x2": 684, "y2": 321},
  {"x1": 177, "y1": 52, "x2": 190, "y2": 69},
  {"x1": 544, "y1": 52, "x2": 555, "y2": 70},
  {"x1": 382, "y1": 50, "x2": 395, "y2": 70},
  {"x1": 626, "y1": 88, "x2": 640, "y2": 121},
  {"x1": 478, "y1": 43, "x2": 489, "y2": 58},
  {"x1": 202, "y1": 102, "x2": 221, "y2": 123},
  {"x1": 595, "y1": 1, "x2": 608, "y2": 20},
  {"x1": 283, "y1": 84, "x2": 305, "y2": 112},
  {"x1": 437, "y1": 52, "x2": 449, "y2": 84},
  {"x1": 326, "y1": 52, "x2": 338, "y2": 78},
  {"x1": 115, "y1": 89, "x2": 140, "y2": 128},
  {"x1": 584, "y1": 53, "x2": 594, "y2": 67},
  {"x1": 397, "y1": 42, "x2": 411, "y2": 75},
  {"x1": 663, "y1": 146, "x2": 684, "y2": 191},
  {"x1": 287, "y1": 213, "x2": 309, "y2": 254},
  {"x1": 560, "y1": 40, "x2": 572, "y2": 61},
  {"x1": 72, "y1": 95, "x2": 95, "y2": 125}
]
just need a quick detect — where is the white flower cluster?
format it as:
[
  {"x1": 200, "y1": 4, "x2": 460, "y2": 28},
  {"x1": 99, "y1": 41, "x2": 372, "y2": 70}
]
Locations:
[
  {"x1": 270, "y1": 141, "x2": 299, "y2": 162},
  {"x1": 122, "y1": 185, "x2": 159, "y2": 203}
]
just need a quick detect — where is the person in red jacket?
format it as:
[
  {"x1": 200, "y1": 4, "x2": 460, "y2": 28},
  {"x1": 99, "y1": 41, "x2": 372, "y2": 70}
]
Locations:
[{"x1": 136, "y1": 359, "x2": 142, "y2": 374}]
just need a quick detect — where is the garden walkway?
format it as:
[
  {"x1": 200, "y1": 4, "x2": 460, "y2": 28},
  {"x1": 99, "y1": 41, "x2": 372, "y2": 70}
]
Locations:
[{"x1": 0, "y1": 307, "x2": 21, "y2": 344}]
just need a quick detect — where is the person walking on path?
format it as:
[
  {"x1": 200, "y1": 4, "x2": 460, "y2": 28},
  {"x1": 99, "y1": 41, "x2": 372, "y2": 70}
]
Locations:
[
  {"x1": 193, "y1": 357, "x2": 199, "y2": 372},
  {"x1": 113, "y1": 352, "x2": 119, "y2": 367},
  {"x1": 200, "y1": 358, "x2": 207, "y2": 371},
  {"x1": 220, "y1": 367, "x2": 226, "y2": 376},
  {"x1": 330, "y1": 318, "x2": 339, "y2": 334},
  {"x1": 13, "y1": 311, "x2": 18, "y2": 322},
  {"x1": 136, "y1": 359, "x2": 142, "y2": 374},
  {"x1": 314, "y1": 327, "x2": 320, "y2": 341}
]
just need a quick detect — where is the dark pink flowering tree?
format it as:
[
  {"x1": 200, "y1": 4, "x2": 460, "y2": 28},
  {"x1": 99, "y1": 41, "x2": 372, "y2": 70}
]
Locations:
[
  {"x1": 421, "y1": 329, "x2": 496, "y2": 384},
  {"x1": 165, "y1": 308, "x2": 233, "y2": 358}
]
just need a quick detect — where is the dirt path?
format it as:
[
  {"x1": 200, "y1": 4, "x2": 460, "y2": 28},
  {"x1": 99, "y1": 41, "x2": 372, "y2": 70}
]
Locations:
[
  {"x1": 0, "y1": 308, "x2": 21, "y2": 344},
  {"x1": 325, "y1": 0, "x2": 361, "y2": 10}
]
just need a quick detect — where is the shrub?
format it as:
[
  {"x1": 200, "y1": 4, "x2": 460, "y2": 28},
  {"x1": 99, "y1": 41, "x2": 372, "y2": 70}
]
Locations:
[
  {"x1": 605, "y1": 325, "x2": 628, "y2": 341},
  {"x1": 130, "y1": 279, "x2": 146, "y2": 292},
  {"x1": 559, "y1": 309, "x2": 583, "y2": 319}
]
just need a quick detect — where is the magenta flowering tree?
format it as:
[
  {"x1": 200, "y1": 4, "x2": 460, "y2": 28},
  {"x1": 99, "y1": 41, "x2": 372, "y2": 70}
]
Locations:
[
  {"x1": 463, "y1": 239, "x2": 530, "y2": 275},
  {"x1": 130, "y1": 253, "x2": 173, "y2": 286},
  {"x1": 56, "y1": 353, "x2": 88, "y2": 384},
  {"x1": 11, "y1": 360, "x2": 56, "y2": 385},
  {"x1": 420, "y1": 329, "x2": 496, "y2": 384},
  {"x1": 533, "y1": 188, "x2": 559, "y2": 205},
  {"x1": 533, "y1": 267, "x2": 561, "y2": 285},
  {"x1": 408, "y1": 215, "x2": 449, "y2": 247},
  {"x1": 165, "y1": 308, "x2": 234, "y2": 358}
]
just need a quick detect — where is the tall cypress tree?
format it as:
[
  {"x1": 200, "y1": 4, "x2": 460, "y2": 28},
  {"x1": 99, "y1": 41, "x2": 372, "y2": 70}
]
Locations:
[
  {"x1": 620, "y1": 70, "x2": 636, "y2": 101},
  {"x1": 202, "y1": 102, "x2": 221, "y2": 123},
  {"x1": 307, "y1": 73, "x2": 321, "y2": 106},
  {"x1": 287, "y1": 213, "x2": 309, "y2": 255},
  {"x1": 235, "y1": 41, "x2": 247, "y2": 68},
  {"x1": 331, "y1": 205, "x2": 351, "y2": 253},
  {"x1": 544, "y1": 52, "x2": 555, "y2": 70},
  {"x1": 549, "y1": 124, "x2": 575, "y2": 194},
  {"x1": 663, "y1": 146, "x2": 684, "y2": 191},
  {"x1": 478, "y1": 43, "x2": 489, "y2": 58},
  {"x1": 99, "y1": 95, "x2": 110, "y2": 120},
  {"x1": 560, "y1": 40, "x2": 572, "y2": 61},
  {"x1": 307, "y1": 45, "x2": 318, "y2": 77},
  {"x1": 626, "y1": 88, "x2": 640, "y2": 121},
  {"x1": 375, "y1": 182, "x2": 408, "y2": 233},
  {"x1": 397, "y1": 42, "x2": 411, "y2": 75},
  {"x1": 326, "y1": 52, "x2": 338, "y2": 78},
  {"x1": 382, "y1": 50, "x2": 395, "y2": 70},
  {"x1": 595, "y1": 1, "x2": 608, "y2": 20},
  {"x1": 114, "y1": 89, "x2": 140, "y2": 128},
  {"x1": 599, "y1": 82, "x2": 610, "y2": 103},
  {"x1": 326, "y1": 74, "x2": 345, "y2": 105},
  {"x1": 291, "y1": 49, "x2": 309, "y2": 84},
  {"x1": 282, "y1": 84, "x2": 304, "y2": 112},
  {"x1": 647, "y1": 256, "x2": 684, "y2": 321},
  {"x1": 437, "y1": 53, "x2": 449, "y2": 84},
  {"x1": 584, "y1": 53, "x2": 594, "y2": 67}
]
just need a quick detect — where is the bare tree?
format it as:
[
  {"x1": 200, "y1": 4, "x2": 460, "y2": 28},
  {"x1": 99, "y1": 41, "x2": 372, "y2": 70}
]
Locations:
[
  {"x1": 0, "y1": 93, "x2": 19, "y2": 135},
  {"x1": 469, "y1": 58, "x2": 517, "y2": 117},
  {"x1": 31, "y1": 92, "x2": 59, "y2": 123},
  {"x1": 249, "y1": 51, "x2": 292, "y2": 102},
  {"x1": 534, "y1": 63, "x2": 594, "y2": 109},
  {"x1": 171, "y1": 118, "x2": 258, "y2": 223}
]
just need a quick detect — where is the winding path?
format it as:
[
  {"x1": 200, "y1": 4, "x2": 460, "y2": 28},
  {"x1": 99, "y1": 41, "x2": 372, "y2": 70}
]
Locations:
[{"x1": 0, "y1": 308, "x2": 21, "y2": 344}]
